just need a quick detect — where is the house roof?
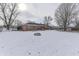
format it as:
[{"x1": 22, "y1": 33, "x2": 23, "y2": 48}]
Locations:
[
  {"x1": 27, "y1": 23, "x2": 44, "y2": 25},
  {"x1": 22, "y1": 22, "x2": 45, "y2": 25}
]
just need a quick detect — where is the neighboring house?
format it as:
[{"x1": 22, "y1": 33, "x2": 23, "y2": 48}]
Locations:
[{"x1": 18, "y1": 22, "x2": 50, "y2": 31}]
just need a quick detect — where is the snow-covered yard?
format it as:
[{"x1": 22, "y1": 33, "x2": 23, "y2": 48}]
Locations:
[{"x1": 0, "y1": 30, "x2": 79, "y2": 56}]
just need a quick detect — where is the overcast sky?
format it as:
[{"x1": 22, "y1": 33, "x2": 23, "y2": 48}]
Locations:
[{"x1": 18, "y1": 3, "x2": 60, "y2": 25}]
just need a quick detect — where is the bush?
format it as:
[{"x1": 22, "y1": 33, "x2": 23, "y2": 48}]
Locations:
[{"x1": 34, "y1": 33, "x2": 41, "y2": 36}]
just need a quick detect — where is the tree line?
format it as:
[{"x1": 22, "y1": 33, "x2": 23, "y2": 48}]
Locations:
[{"x1": 0, "y1": 3, "x2": 79, "y2": 31}]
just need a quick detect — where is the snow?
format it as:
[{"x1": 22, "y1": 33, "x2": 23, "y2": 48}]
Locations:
[{"x1": 0, "y1": 30, "x2": 79, "y2": 56}]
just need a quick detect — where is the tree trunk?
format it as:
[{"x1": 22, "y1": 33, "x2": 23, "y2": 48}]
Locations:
[
  {"x1": 63, "y1": 24, "x2": 67, "y2": 31},
  {"x1": 64, "y1": 27, "x2": 67, "y2": 31},
  {"x1": 6, "y1": 25, "x2": 10, "y2": 30}
]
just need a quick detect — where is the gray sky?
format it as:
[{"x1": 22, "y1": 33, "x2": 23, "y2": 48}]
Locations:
[
  {"x1": 27, "y1": 3, "x2": 60, "y2": 17},
  {"x1": 18, "y1": 3, "x2": 60, "y2": 25}
]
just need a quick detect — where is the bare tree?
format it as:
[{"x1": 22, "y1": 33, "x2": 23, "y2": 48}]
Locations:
[
  {"x1": 74, "y1": 17, "x2": 79, "y2": 28},
  {"x1": 55, "y1": 3, "x2": 79, "y2": 31},
  {"x1": 44, "y1": 16, "x2": 52, "y2": 26},
  {"x1": 0, "y1": 3, "x2": 19, "y2": 30},
  {"x1": 13, "y1": 20, "x2": 22, "y2": 26}
]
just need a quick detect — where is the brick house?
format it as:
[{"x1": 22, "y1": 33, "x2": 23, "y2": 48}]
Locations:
[{"x1": 18, "y1": 23, "x2": 50, "y2": 31}]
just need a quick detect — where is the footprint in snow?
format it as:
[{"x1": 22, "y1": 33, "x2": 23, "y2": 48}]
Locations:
[
  {"x1": 28, "y1": 52, "x2": 31, "y2": 55},
  {"x1": 1, "y1": 46, "x2": 4, "y2": 48}
]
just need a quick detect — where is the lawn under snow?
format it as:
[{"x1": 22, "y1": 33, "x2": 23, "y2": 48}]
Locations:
[{"x1": 0, "y1": 30, "x2": 79, "y2": 56}]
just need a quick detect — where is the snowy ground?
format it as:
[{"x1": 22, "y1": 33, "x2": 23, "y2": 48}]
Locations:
[{"x1": 0, "y1": 30, "x2": 79, "y2": 56}]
